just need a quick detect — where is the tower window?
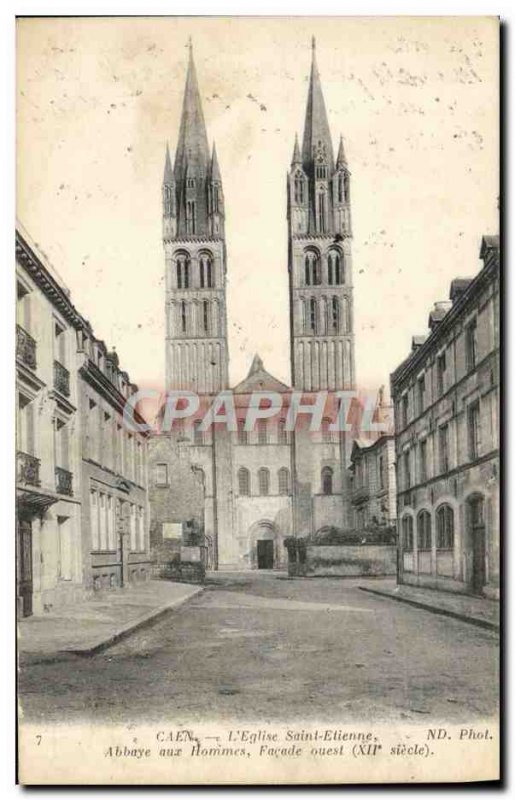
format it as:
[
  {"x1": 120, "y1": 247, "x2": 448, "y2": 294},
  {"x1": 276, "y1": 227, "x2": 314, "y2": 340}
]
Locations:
[
  {"x1": 304, "y1": 250, "x2": 321, "y2": 286},
  {"x1": 317, "y1": 191, "x2": 326, "y2": 233},
  {"x1": 187, "y1": 178, "x2": 196, "y2": 189},
  {"x1": 309, "y1": 298, "x2": 318, "y2": 334},
  {"x1": 186, "y1": 200, "x2": 196, "y2": 234},
  {"x1": 294, "y1": 173, "x2": 304, "y2": 204},
  {"x1": 176, "y1": 253, "x2": 190, "y2": 289},
  {"x1": 163, "y1": 185, "x2": 173, "y2": 216},
  {"x1": 203, "y1": 300, "x2": 210, "y2": 334},
  {"x1": 316, "y1": 164, "x2": 327, "y2": 180},
  {"x1": 200, "y1": 254, "x2": 213, "y2": 288},
  {"x1": 328, "y1": 250, "x2": 343, "y2": 285},
  {"x1": 181, "y1": 301, "x2": 187, "y2": 333},
  {"x1": 331, "y1": 297, "x2": 340, "y2": 333},
  {"x1": 337, "y1": 174, "x2": 345, "y2": 203}
]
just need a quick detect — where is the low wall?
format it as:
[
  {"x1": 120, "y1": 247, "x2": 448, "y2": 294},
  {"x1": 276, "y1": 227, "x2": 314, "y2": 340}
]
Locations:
[{"x1": 291, "y1": 543, "x2": 397, "y2": 577}]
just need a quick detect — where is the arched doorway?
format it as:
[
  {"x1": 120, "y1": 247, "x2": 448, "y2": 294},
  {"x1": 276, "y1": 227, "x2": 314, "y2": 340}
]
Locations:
[
  {"x1": 467, "y1": 494, "x2": 486, "y2": 595},
  {"x1": 249, "y1": 520, "x2": 277, "y2": 570}
]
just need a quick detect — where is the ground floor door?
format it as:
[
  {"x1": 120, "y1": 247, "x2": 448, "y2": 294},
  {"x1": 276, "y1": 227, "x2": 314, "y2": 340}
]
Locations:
[
  {"x1": 17, "y1": 518, "x2": 33, "y2": 617},
  {"x1": 257, "y1": 539, "x2": 274, "y2": 570},
  {"x1": 469, "y1": 496, "x2": 486, "y2": 595}
]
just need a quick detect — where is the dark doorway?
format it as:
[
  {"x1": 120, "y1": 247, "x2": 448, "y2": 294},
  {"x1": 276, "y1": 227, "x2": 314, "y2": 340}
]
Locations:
[
  {"x1": 257, "y1": 539, "x2": 274, "y2": 570},
  {"x1": 469, "y1": 496, "x2": 486, "y2": 595},
  {"x1": 17, "y1": 518, "x2": 33, "y2": 617}
]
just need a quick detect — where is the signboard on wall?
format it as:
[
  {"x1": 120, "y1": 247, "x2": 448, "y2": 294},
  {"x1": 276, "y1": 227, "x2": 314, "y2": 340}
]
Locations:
[{"x1": 162, "y1": 522, "x2": 183, "y2": 540}]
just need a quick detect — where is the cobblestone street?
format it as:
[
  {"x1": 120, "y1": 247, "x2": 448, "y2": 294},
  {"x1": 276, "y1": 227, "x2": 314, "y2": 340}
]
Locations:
[{"x1": 18, "y1": 574, "x2": 499, "y2": 725}]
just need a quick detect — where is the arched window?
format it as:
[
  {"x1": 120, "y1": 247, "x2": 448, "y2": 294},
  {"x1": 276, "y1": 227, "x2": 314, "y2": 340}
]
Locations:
[
  {"x1": 176, "y1": 253, "x2": 190, "y2": 289},
  {"x1": 309, "y1": 297, "x2": 318, "y2": 334},
  {"x1": 237, "y1": 419, "x2": 248, "y2": 445},
  {"x1": 317, "y1": 190, "x2": 327, "y2": 233},
  {"x1": 337, "y1": 173, "x2": 345, "y2": 204},
  {"x1": 193, "y1": 419, "x2": 204, "y2": 446},
  {"x1": 238, "y1": 467, "x2": 250, "y2": 496},
  {"x1": 199, "y1": 253, "x2": 213, "y2": 288},
  {"x1": 257, "y1": 420, "x2": 268, "y2": 445},
  {"x1": 163, "y1": 185, "x2": 172, "y2": 216},
  {"x1": 278, "y1": 418, "x2": 288, "y2": 445},
  {"x1": 417, "y1": 510, "x2": 432, "y2": 550},
  {"x1": 186, "y1": 200, "x2": 196, "y2": 234},
  {"x1": 342, "y1": 297, "x2": 350, "y2": 333},
  {"x1": 181, "y1": 301, "x2": 187, "y2": 333},
  {"x1": 328, "y1": 250, "x2": 343, "y2": 285},
  {"x1": 402, "y1": 516, "x2": 414, "y2": 551},
  {"x1": 304, "y1": 250, "x2": 321, "y2": 286},
  {"x1": 278, "y1": 467, "x2": 290, "y2": 496},
  {"x1": 202, "y1": 300, "x2": 210, "y2": 334},
  {"x1": 436, "y1": 505, "x2": 454, "y2": 549},
  {"x1": 294, "y1": 172, "x2": 304, "y2": 204},
  {"x1": 258, "y1": 467, "x2": 270, "y2": 496},
  {"x1": 331, "y1": 297, "x2": 340, "y2": 333},
  {"x1": 321, "y1": 466, "x2": 333, "y2": 495}
]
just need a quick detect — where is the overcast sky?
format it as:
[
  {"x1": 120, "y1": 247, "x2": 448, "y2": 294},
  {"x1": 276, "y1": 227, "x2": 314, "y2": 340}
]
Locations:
[{"x1": 17, "y1": 16, "x2": 499, "y2": 397}]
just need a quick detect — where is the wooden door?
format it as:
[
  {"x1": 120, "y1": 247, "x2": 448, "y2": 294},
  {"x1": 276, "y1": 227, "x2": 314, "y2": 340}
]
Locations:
[
  {"x1": 257, "y1": 539, "x2": 274, "y2": 570},
  {"x1": 470, "y1": 497, "x2": 486, "y2": 594}
]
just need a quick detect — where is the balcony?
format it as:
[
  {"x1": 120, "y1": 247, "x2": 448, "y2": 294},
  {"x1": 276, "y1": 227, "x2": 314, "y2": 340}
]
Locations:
[
  {"x1": 17, "y1": 451, "x2": 41, "y2": 487},
  {"x1": 54, "y1": 360, "x2": 70, "y2": 397},
  {"x1": 16, "y1": 325, "x2": 37, "y2": 370},
  {"x1": 55, "y1": 466, "x2": 73, "y2": 496}
]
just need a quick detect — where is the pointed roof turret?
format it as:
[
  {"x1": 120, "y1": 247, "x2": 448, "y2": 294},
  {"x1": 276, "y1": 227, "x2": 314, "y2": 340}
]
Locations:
[
  {"x1": 301, "y1": 37, "x2": 334, "y2": 170},
  {"x1": 174, "y1": 39, "x2": 210, "y2": 182},
  {"x1": 291, "y1": 133, "x2": 302, "y2": 166},
  {"x1": 163, "y1": 142, "x2": 174, "y2": 184},
  {"x1": 336, "y1": 135, "x2": 347, "y2": 168},
  {"x1": 210, "y1": 142, "x2": 222, "y2": 181}
]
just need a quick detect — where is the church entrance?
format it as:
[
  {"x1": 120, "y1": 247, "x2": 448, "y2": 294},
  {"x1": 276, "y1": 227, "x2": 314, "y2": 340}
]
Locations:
[{"x1": 257, "y1": 539, "x2": 274, "y2": 570}]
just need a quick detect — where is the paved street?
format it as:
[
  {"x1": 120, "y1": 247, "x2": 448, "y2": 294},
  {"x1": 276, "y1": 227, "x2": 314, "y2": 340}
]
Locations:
[{"x1": 18, "y1": 573, "x2": 499, "y2": 725}]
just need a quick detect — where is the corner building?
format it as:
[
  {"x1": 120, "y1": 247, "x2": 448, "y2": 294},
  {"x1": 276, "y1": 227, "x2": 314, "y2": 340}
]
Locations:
[{"x1": 149, "y1": 41, "x2": 357, "y2": 570}]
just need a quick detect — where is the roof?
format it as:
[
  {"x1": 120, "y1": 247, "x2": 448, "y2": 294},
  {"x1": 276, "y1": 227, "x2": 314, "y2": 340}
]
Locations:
[
  {"x1": 174, "y1": 41, "x2": 210, "y2": 183},
  {"x1": 301, "y1": 37, "x2": 334, "y2": 171},
  {"x1": 232, "y1": 354, "x2": 291, "y2": 394}
]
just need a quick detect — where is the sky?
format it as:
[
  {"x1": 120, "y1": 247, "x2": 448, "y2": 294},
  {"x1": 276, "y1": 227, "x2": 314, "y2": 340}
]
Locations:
[{"x1": 16, "y1": 16, "x2": 499, "y2": 398}]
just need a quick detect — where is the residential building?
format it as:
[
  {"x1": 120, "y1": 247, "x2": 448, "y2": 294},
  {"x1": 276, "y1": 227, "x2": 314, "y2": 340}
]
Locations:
[
  {"x1": 390, "y1": 235, "x2": 500, "y2": 598},
  {"x1": 16, "y1": 226, "x2": 151, "y2": 616}
]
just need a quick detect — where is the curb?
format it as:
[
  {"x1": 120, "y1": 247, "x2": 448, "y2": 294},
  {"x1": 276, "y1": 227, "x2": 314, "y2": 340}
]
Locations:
[
  {"x1": 358, "y1": 587, "x2": 499, "y2": 632},
  {"x1": 61, "y1": 586, "x2": 203, "y2": 657}
]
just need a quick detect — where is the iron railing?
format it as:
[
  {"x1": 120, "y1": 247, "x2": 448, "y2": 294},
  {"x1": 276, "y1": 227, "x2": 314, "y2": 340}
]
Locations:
[{"x1": 16, "y1": 325, "x2": 37, "y2": 370}]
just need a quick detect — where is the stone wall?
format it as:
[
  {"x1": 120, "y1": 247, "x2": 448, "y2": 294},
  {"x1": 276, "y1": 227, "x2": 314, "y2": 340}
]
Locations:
[{"x1": 286, "y1": 540, "x2": 397, "y2": 578}]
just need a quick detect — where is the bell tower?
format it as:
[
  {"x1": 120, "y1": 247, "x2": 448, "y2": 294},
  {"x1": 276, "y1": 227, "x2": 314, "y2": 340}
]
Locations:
[
  {"x1": 287, "y1": 38, "x2": 355, "y2": 392},
  {"x1": 163, "y1": 40, "x2": 229, "y2": 393}
]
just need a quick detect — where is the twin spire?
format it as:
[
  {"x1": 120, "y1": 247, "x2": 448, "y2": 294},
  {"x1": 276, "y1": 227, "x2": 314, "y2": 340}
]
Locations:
[
  {"x1": 162, "y1": 39, "x2": 220, "y2": 188},
  {"x1": 291, "y1": 37, "x2": 347, "y2": 172}
]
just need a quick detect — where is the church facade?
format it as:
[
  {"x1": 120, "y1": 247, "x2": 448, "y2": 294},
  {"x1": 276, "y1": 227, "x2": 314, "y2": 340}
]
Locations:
[{"x1": 149, "y1": 40, "x2": 357, "y2": 571}]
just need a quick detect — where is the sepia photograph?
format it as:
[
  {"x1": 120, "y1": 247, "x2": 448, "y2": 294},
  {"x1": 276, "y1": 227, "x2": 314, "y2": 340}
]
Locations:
[{"x1": 14, "y1": 13, "x2": 500, "y2": 785}]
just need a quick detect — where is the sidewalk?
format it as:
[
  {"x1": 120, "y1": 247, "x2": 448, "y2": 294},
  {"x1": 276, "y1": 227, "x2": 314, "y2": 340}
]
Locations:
[
  {"x1": 358, "y1": 578, "x2": 499, "y2": 631},
  {"x1": 18, "y1": 580, "x2": 202, "y2": 662}
]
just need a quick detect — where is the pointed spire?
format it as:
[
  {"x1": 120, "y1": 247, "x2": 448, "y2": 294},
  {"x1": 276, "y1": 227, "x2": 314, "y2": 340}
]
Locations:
[
  {"x1": 174, "y1": 38, "x2": 210, "y2": 181},
  {"x1": 163, "y1": 142, "x2": 174, "y2": 184},
  {"x1": 249, "y1": 353, "x2": 264, "y2": 375},
  {"x1": 301, "y1": 37, "x2": 334, "y2": 170},
  {"x1": 336, "y1": 135, "x2": 347, "y2": 168},
  {"x1": 210, "y1": 142, "x2": 221, "y2": 181},
  {"x1": 291, "y1": 133, "x2": 302, "y2": 165}
]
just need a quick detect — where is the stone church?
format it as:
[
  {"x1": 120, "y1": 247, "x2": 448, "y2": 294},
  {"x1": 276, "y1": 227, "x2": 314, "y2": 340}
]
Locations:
[{"x1": 149, "y1": 40, "x2": 357, "y2": 571}]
